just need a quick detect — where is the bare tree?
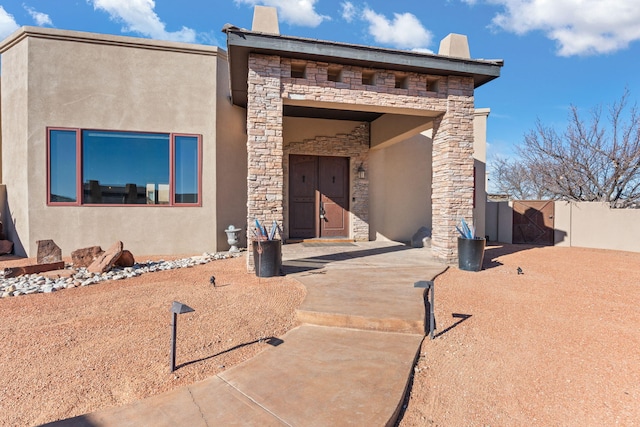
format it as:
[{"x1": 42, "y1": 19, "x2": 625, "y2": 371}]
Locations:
[
  {"x1": 492, "y1": 90, "x2": 640, "y2": 207},
  {"x1": 490, "y1": 156, "x2": 549, "y2": 199}
]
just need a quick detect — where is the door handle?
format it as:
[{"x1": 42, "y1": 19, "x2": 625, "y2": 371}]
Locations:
[{"x1": 319, "y1": 202, "x2": 326, "y2": 219}]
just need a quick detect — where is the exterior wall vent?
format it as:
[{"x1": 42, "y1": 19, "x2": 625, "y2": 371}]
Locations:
[
  {"x1": 427, "y1": 77, "x2": 440, "y2": 92},
  {"x1": 362, "y1": 70, "x2": 376, "y2": 86},
  {"x1": 328, "y1": 67, "x2": 342, "y2": 82},
  {"x1": 395, "y1": 74, "x2": 408, "y2": 89},
  {"x1": 291, "y1": 61, "x2": 306, "y2": 79}
]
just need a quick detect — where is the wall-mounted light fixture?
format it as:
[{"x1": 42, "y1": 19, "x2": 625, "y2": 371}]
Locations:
[{"x1": 357, "y1": 163, "x2": 366, "y2": 179}]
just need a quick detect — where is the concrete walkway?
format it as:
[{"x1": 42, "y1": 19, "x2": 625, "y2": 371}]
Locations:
[{"x1": 46, "y1": 241, "x2": 447, "y2": 427}]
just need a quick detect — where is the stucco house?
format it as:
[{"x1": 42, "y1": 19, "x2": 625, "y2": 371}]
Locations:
[{"x1": 0, "y1": 6, "x2": 502, "y2": 263}]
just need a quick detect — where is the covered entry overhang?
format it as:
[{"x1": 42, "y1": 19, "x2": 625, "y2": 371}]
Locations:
[
  {"x1": 225, "y1": 30, "x2": 502, "y2": 108},
  {"x1": 225, "y1": 28, "x2": 503, "y2": 262}
]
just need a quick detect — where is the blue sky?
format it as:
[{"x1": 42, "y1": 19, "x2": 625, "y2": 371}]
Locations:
[{"x1": 1, "y1": 0, "x2": 639, "y2": 187}]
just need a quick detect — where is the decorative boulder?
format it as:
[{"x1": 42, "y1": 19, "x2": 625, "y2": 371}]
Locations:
[
  {"x1": 36, "y1": 239, "x2": 62, "y2": 264},
  {"x1": 0, "y1": 239, "x2": 14, "y2": 255},
  {"x1": 71, "y1": 246, "x2": 104, "y2": 268},
  {"x1": 115, "y1": 250, "x2": 135, "y2": 267},
  {"x1": 88, "y1": 241, "x2": 123, "y2": 273}
]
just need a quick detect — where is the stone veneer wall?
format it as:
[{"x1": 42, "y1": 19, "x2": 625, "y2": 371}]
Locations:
[
  {"x1": 280, "y1": 58, "x2": 449, "y2": 110},
  {"x1": 247, "y1": 53, "x2": 475, "y2": 264},
  {"x1": 246, "y1": 54, "x2": 284, "y2": 269},
  {"x1": 431, "y1": 77, "x2": 476, "y2": 262},
  {"x1": 284, "y1": 124, "x2": 370, "y2": 241}
]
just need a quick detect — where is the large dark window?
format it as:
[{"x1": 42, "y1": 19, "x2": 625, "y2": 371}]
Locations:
[{"x1": 47, "y1": 128, "x2": 201, "y2": 206}]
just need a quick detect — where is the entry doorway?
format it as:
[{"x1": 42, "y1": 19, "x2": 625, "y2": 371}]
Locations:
[{"x1": 289, "y1": 155, "x2": 350, "y2": 239}]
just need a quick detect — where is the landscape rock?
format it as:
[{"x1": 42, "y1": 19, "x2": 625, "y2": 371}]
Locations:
[
  {"x1": 3, "y1": 261, "x2": 66, "y2": 278},
  {"x1": 0, "y1": 239, "x2": 13, "y2": 255},
  {"x1": 115, "y1": 250, "x2": 135, "y2": 267},
  {"x1": 40, "y1": 269, "x2": 77, "y2": 280},
  {"x1": 0, "y1": 250, "x2": 243, "y2": 298},
  {"x1": 411, "y1": 227, "x2": 432, "y2": 248},
  {"x1": 87, "y1": 241, "x2": 123, "y2": 274},
  {"x1": 71, "y1": 246, "x2": 104, "y2": 268},
  {"x1": 37, "y1": 240, "x2": 62, "y2": 264}
]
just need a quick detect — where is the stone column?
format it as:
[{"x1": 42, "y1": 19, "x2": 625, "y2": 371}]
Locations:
[
  {"x1": 246, "y1": 54, "x2": 283, "y2": 269},
  {"x1": 431, "y1": 76, "x2": 475, "y2": 263}
]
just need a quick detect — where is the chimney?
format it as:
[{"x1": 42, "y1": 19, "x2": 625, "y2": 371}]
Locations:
[
  {"x1": 252, "y1": 6, "x2": 280, "y2": 35},
  {"x1": 438, "y1": 33, "x2": 471, "y2": 59}
]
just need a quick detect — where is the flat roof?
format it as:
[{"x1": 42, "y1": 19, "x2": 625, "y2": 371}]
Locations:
[
  {"x1": 224, "y1": 27, "x2": 503, "y2": 108},
  {"x1": 0, "y1": 26, "x2": 221, "y2": 57}
]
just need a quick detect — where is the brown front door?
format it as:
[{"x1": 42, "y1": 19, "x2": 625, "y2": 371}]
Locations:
[
  {"x1": 289, "y1": 155, "x2": 350, "y2": 239},
  {"x1": 512, "y1": 200, "x2": 555, "y2": 245}
]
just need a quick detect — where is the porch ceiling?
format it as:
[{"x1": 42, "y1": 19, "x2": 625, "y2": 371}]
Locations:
[
  {"x1": 224, "y1": 27, "x2": 503, "y2": 108},
  {"x1": 284, "y1": 105, "x2": 383, "y2": 122}
]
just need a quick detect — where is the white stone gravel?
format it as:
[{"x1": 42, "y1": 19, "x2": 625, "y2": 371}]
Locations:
[{"x1": 0, "y1": 251, "x2": 244, "y2": 298}]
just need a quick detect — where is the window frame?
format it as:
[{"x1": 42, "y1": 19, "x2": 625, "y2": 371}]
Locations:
[{"x1": 46, "y1": 127, "x2": 202, "y2": 207}]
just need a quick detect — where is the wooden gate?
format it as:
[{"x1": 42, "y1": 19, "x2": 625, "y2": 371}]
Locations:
[{"x1": 512, "y1": 200, "x2": 555, "y2": 245}]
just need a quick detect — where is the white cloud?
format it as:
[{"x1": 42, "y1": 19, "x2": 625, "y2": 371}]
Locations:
[
  {"x1": 362, "y1": 8, "x2": 432, "y2": 50},
  {"x1": 411, "y1": 47, "x2": 435, "y2": 54},
  {"x1": 487, "y1": 0, "x2": 640, "y2": 56},
  {"x1": 235, "y1": 0, "x2": 329, "y2": 27},
  {"x1": 341, "y1": 1, "x2": 355, "y2": 23},
  {"x1": 0, "y1": 6, "x2": 20, "y2": 39},
  {"x1": 89, "y1": 0, "x2": 196, "y2": 42},
  {"x1": 25, "y1": 6, "x2": 53, "y2": 26}
]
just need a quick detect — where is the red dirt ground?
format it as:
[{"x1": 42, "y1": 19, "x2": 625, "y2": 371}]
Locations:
[
  {"x1": 1, "y1": 245, "x2": 638, "y2": 426},
  {"x1": 398, "y1": 244, "x2": 640, "y2": 426},
  {"x1": 0, "y1": 255, "x2": 305, "y2": 427}
]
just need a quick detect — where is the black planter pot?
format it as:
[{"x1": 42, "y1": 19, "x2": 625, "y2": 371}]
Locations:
[
  {"x1": 252, "y1": 240, "x2": 282, "y2": 277},
  {"x1": 457, "y1": 237, "x2": 486, "y2": 272}
]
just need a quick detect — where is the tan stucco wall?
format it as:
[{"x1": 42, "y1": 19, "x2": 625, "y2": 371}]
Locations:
[
  {"x1": 0, "y1": 28, "x2": 238, "y2": 256},
  {"x1": 215, "y1": 55, "x2": 249, "y2": 249},
  {"x1": 369, "y1": 131, "x2": 432, "y2": 242},
  {"x1": 553, "y1": 201, "x2": 572, "y2": 246},
  {"x1": 488, "y1": 200, "x2": 640, "y2": 253},
  {"x1": 485, "y1": 201, "x2": 498, "y2": 241},
  {"x1": 487, "y1": 201, "x2": 513, "y2": 243},
  {"x1": 0, "y1": 38, "x2": 30, "y2": 254},
  {"x1": 555, "y1": 201, "x2": 640, "y2": 252},
  {"x1": 473, "y1": 108, "x2": 489, "y2": 239}
]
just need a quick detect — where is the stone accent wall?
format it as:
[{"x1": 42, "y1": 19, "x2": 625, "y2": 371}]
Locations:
[
  {"x1": 280, "y1": 58, "x2": 449, "y2": 112},
  {"x1": 431, "y1": 76, "x2": 476, "y2": 262},
  {"x1": 284, "y1": 124, "x2": 370, "y2": 241},
  {"x1": 246, "y1": 54, "x2": 283, "y2": 268},
  {"x1": 246, "y1": 53, "x2": 476, "y2": 264}
]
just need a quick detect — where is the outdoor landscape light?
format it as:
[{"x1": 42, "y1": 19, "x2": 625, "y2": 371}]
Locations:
[
  {"x1": 414, "y1": 280, "x2": 435, "y2": 340},
  {"x1": 170, "y1": 301, "x2": 195, "y2": 373},
  {"x1": 357, "y1": 163, "x2": 366, "y2": 179}
]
